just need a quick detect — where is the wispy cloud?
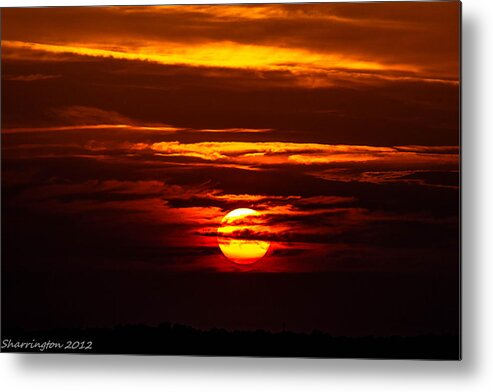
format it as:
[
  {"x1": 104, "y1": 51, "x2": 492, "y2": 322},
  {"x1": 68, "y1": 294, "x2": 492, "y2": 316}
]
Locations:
[
  {"x1": 2, "y1": 124, "x2": 184, "y2": 134},
  {"x1": 1, "y1": 105, "x2": 274, "y2": 135},
  {"x1": 3, "y1": 73, "x2": 61, "y2": 82},
  {"x1": 313, "y1": 169, "x2": 459, "y2": 189},
  {"x1": 148, "y1": 141, "x2": 458, "y2": 167}
]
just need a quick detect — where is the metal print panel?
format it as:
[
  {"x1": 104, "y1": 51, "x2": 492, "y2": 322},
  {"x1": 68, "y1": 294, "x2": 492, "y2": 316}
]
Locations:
[{"x1": 1, "y1": 1, "x2": 461, "y2": 359}]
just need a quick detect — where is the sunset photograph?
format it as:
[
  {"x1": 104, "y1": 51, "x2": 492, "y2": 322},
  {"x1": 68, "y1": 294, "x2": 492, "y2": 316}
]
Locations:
[{"x1": 1, "y1": 1, "x2": 461, "y2": 358}]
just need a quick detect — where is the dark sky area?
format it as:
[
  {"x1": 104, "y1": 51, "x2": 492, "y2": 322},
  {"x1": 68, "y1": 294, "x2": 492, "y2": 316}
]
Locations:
[{"x1": 1, "y1": 2, "x2": 460, "y2": 336}]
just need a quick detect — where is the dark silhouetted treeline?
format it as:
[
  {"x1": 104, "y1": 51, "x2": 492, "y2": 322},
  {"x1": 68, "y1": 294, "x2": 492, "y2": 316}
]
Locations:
[{"x1": 1, "y1": 323, "x2": 460, "y2": 359}]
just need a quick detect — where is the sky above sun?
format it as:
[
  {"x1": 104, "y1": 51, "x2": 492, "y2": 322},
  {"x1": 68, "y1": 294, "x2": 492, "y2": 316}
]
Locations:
[{"x1": 2, "y1": 2, "x2": 460, "y2": 334}]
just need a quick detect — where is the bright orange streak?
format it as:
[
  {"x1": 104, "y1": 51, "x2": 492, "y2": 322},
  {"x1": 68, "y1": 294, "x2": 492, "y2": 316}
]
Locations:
[
  {"x1": 2, "y1": 40, "x2": 417, "y2": 74},
  {"x1": 1, "y1": 124, "x2": 182, "y2": 134}
]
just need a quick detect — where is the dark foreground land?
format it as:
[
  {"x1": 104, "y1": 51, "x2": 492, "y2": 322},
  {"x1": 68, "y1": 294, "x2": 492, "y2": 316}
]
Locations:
[{"x1": 1, "y1": 324, "x2": 460, "y2": 359}]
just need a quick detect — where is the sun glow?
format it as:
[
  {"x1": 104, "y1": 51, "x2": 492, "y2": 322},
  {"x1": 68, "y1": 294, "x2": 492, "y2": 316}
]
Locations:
[{"x1": 217, "y1": 208, "x2": 270, "y2": 265}]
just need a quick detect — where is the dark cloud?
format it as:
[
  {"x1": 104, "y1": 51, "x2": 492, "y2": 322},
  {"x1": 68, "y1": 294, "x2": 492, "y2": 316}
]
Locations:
[{"x1": 2, "y1": 56, "x2": 459, "y2": 145}]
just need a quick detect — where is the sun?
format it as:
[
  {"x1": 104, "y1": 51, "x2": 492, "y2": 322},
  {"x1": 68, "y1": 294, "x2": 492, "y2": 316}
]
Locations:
[{"x1": 217, "y1": 208, "x2": 270, "y2": 265}]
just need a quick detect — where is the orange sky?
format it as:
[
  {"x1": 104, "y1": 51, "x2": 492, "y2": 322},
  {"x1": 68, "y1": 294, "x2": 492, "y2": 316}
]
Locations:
[
  {"x1": 2, "y1": 3, "x2": 459, "y2": 81},
  {"x1": 2, "y1": 3, "x2": 460, "y2": 274}
]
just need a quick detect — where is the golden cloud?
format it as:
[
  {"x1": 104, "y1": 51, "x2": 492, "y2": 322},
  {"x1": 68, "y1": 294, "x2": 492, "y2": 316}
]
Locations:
[
  {"x1": 3, "y1": 40, "x2": 434, "y2": 89},
  {"x1": 149, "y1": 141, "x2": 458, "y2": 167}
]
